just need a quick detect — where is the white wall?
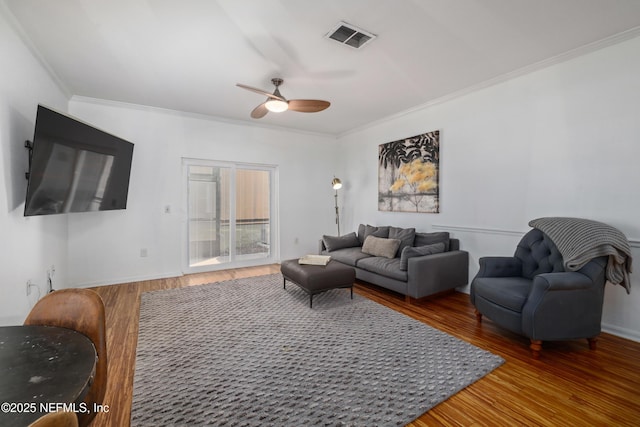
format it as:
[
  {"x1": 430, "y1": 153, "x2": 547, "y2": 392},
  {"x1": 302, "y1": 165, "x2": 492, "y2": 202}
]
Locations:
[
  {"x1": 337, "y1": 35, "x2": 640, "y2": 341},
  {"x1": 0, "y1": 9, "x2": 69, "y2": 324},
  {"x1": 66, "y1": 99, "x2": 338, "y2": 286}
]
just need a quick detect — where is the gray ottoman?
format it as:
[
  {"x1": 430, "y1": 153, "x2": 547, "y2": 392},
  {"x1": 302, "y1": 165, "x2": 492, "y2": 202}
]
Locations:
[{"x1": 280, "y1": 259, "x2": 355, "y2": 308}]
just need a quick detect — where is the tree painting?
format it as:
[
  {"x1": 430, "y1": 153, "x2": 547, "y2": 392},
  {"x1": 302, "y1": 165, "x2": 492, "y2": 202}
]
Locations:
[{"x1": 378, "y1": 130, "x2": 439, "y2": 213}]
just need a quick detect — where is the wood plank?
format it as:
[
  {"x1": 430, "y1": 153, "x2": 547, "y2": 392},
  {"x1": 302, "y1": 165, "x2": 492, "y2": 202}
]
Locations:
[{"x1": 87, "y1": 265, "x2": 640, "y2": 426}]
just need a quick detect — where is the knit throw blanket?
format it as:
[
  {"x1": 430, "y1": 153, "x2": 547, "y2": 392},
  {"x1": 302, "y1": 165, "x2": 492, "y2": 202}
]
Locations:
[{"x1": 528, "y1": 217, "x2": 633, "y2": 293}]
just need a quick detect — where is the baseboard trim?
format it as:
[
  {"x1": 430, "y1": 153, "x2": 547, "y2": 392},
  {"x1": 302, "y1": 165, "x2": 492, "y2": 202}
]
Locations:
[
  {"x1": 73, "y1": 271, "x2": 184, "y2": 289},
  {"x1": 602, "y1": 323, "x2": 640, "y2": 343}
]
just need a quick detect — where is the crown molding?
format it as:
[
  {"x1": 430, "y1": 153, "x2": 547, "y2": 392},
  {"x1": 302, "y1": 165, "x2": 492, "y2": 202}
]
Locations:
[
  {"x1": 70, "y1": 96, "x2": 336, "y2": 139},
  {"x1": 339, "y1": 27, "x2": 640, "y2": 138}
]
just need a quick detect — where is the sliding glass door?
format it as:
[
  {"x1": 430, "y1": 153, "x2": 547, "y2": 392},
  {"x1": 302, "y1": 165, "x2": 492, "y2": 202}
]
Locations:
[{"x1": 184, "y1": 159, "x2": 277, "y2": 272}]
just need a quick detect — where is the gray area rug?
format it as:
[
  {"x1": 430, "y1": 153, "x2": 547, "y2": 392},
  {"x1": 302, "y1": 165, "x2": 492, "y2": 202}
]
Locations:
[{"x1": 131, "y1": 274, "x2": 503, "y2": 426}]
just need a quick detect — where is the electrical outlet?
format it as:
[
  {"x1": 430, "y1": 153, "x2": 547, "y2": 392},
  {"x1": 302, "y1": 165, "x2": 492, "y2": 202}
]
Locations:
[{"x1": 140, "y1": 248, "x2": 148, "y2": 257}]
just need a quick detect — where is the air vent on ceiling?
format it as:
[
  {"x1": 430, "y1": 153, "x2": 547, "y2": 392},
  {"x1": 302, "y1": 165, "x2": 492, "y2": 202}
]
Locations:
[{"x1": 326, "y1": 21, "x2": 376, "y2": 49}]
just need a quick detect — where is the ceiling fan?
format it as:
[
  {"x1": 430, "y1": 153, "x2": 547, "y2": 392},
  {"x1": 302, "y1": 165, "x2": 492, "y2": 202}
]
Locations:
[{"x1": 236, "y1": 78, "x2": 330, "y2": 119}]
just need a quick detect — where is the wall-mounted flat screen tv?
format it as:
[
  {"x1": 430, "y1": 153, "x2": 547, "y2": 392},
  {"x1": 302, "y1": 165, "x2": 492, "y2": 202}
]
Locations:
[{"x1": 24, "y1": 105, "x2": 134, "y2": 216}]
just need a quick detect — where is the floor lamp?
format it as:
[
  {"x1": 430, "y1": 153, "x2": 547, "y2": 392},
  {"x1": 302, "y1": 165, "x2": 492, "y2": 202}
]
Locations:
[{"x1": 332, "y1": 177, "x2": 342, "y2": 236}]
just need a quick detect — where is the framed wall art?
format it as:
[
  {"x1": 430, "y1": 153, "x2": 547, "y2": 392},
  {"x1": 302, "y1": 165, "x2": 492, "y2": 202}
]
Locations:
[{"x1": 378, "y1": 130, "x2": 440, "y2": 213}]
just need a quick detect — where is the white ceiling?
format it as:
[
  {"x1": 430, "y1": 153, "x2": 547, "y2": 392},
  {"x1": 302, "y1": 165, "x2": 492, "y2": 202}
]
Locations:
[{"x1": 4, "y1": 0, "x2": 640, "y2": 135}]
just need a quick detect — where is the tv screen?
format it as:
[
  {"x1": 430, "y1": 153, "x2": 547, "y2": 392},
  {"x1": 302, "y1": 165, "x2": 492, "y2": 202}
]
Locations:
[{"x1": 24, "y1": 105, "x2": 134, "y2": 216}]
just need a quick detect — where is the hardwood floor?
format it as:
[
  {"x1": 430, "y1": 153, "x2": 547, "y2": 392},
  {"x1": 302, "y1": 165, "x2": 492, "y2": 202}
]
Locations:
[{"x1": 89, "y1": 265, "x2": 640, "y2": 426}]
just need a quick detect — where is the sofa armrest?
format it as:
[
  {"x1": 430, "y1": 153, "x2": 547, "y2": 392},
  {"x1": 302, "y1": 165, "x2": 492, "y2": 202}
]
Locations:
[
  {"x1": 477, "y1": 257, "x2": 523, "y2": 278},
  {"x1": 407, "y1": 250, "x2": 469, "y2": 299},
  {"x1": 522, "y1": 271, "x2": 604, "y2": 340}
]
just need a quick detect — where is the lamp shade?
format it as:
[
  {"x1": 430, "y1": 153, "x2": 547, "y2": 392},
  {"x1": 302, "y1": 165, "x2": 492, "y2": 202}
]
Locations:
[{"x1": 332, "y1": 177, "x2": 342, "y2": 190}]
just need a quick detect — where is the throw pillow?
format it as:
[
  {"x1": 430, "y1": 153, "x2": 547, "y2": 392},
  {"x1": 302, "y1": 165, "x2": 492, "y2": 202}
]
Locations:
[
  {"x1": 357, "y1": 224, "x2": 390, "y2": 244},
  {"x1": 414, "y1": 231, "x2": 450, "y2": 252},
  {"x1": 400, "y1": 242, "x2": 446, "y2": 270},
  {"x1": 362, "y1": 235, "x2": 401, "y2": 259},
  {"x1": 322, "y1": 232, "x2": 361, "y2": 252},
  {"x1": 389, "y1": 226, "x2": 416, "y2": 257}
]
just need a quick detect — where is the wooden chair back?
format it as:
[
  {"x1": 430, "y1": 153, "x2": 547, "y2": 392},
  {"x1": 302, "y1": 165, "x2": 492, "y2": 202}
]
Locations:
[{"x1": 25, "y1": 289, "x2": 107, "y2": 427}]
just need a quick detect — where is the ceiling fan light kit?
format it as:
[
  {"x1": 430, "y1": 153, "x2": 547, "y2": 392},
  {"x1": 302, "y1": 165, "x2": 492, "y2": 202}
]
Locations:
[
  {"x1": 265, "y1": 99, "x2": 288, "y2": 113},
  {"x1": 237, "y1": 78, "x2": 330, "y2": 119}
]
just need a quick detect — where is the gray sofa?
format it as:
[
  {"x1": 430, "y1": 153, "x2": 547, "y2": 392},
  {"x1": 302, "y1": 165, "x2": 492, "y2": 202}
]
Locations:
[{"x1": 319, "y1": 224, "x2": 469, "y2": 299}]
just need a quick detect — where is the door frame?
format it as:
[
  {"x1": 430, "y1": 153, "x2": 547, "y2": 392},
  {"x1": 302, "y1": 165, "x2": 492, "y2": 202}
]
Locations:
[{"x1": 181, "y1": 157, "x2": 279, "y2": 274}]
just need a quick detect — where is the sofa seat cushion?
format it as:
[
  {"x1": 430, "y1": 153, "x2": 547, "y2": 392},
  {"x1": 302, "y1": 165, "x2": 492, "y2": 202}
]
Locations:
[
  {"x1": 323, "y1": 247, "x2": 371, "y2": 267},
  {"x1": 356, "y1": 257, "x2": 408, "y2": 282},
  {"x1": 473, "y1": 277, "x2": 532, "y2": 312}
]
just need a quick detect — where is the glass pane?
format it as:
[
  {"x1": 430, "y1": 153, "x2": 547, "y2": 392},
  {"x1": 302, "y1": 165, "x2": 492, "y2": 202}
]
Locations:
[
  {"x1": 188, "y1": 165, "x2": 230, "y2": 267},
  {"x1": 235, "y1": 169, "x2": 270, "y2": 260}
]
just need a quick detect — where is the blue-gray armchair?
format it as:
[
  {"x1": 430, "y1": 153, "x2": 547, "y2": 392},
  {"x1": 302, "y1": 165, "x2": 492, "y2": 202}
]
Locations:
[{"x1": 470, "y1": 228, "x2": 607, "y2": 358}]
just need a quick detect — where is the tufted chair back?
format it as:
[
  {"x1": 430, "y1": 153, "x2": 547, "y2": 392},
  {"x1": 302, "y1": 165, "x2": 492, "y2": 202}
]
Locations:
[{"x1": 514, "y1": 229, "x2": 565, "y2": 279}]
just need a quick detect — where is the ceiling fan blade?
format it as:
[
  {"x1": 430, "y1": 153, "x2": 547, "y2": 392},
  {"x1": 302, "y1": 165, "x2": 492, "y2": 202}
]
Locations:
[
  {"x1": 288, "y1": 99, "x2": 331, "y2": 113},
  {"x1": 251, "y1": 102, "x2": 269, "y2": 119},
  {"x1": 236, "y1": 83, "x2": 286, "y2": 101}
]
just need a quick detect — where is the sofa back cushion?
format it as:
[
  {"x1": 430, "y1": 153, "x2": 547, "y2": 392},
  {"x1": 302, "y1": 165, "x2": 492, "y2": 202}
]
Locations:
[
  {"x1": 357, "y1": 224, "x2": 390, "y2": 245},
  {"x1": 399, "y1": 242, "x2": 446, "y2": 270},
  {"x1": 362, "y1": 236, "x2": 401, "y2": 259},
  {"x1": 322, "y1": 232, "x2": 361, "y2": 252},
  {"x1": 414, "y1": 231, "x2": 450, "y2": 251},
  {"x1": 389, "y1": 226, "x2": 416, "y2": 257}
]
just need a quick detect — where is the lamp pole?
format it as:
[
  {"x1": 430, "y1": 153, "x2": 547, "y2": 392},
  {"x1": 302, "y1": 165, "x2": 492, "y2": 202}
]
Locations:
[
  {"x1": 332, "y1": 177, "x2": 342, "y2": 236},
  {"x1": 334, "y1": 190, "x2": 340, "y2": 236}
]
